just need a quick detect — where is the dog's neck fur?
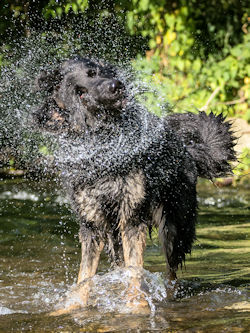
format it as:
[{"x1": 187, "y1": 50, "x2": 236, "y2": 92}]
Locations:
[
  {"x1": 84, "y1": 107, "x2": 124, "y2": 132},
  {"x1": 54, "y1": 104, "x2": 185, "y2": 195}
]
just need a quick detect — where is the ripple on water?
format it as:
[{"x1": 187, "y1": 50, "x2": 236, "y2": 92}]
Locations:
[
  {"x1": 0, "y1": 191, "x2": 39, "y2": 201},
  {"x1": 0, "y1": 306, "x2": 15, "y2": 315}
]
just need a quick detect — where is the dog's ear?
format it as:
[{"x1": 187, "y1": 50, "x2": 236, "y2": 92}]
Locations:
[{"x1": 34, "y1": 69, "x2": 62, "y2": 93}]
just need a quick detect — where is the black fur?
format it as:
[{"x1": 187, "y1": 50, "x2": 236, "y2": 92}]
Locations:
[{"x1": 34, "y1": 58, "x2": 236, "y2": 280}]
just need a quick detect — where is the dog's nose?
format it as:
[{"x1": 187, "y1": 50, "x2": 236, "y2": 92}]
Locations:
[{"x1": 109, "y1": 79, "x2": 124, "y2": 93}]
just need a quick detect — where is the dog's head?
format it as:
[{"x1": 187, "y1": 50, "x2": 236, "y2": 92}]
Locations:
[{"x1": 33, "y1": 58, "x2": 126, "y2": 133}]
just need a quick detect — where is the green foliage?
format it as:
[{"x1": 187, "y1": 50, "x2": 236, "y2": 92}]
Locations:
[
  {"x1": 43, "y1": 0, "x2": 89, "y2": 18},
  {"x1": 127, "y1": 1, "x2": 249, "y2": 120},
  {"x1": 133, "y1": 32, "x2": 250, "y2": 118},
  {"x1": 234, "y1": 148, "x2": 250, "y2": 177}
]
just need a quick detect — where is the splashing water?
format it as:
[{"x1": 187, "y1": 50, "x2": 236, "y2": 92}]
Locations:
[
  {"x1": 0, "y1": 14, "x2": 169, "y2": 180},
  {"x1": 56, "y1": 268, "x2": 172, "y2": 316}
]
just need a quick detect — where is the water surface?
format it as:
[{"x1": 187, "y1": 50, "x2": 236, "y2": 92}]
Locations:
[{"x1": 0, "y1": 178, "x2": 249, "y2": 332}]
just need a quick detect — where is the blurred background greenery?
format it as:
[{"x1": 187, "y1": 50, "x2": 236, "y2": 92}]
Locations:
[{"x1": 0, "y1": 0, "x2": 249, "y2": 176}]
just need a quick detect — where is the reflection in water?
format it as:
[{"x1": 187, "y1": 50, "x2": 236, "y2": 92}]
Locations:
[{"x1": 0, "y1": 178, "x2": 249, "y2": 331}]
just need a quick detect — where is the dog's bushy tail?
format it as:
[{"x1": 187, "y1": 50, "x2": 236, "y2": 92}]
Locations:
[{"x1": 166, "y1": 112, "x2": 237, "y2": 179}]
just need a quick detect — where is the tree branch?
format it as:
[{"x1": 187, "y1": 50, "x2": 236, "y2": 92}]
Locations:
[{"x1": 199, "y1": 87, "x2": 221, "y2": 111}]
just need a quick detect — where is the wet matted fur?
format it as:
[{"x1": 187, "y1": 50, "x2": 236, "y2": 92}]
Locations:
[{"x1": 34, "y1": 58, "x2": 236, "y2": 304}]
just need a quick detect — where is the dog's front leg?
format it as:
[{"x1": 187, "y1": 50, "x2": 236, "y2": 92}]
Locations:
[
  {"x1": 78, "y1": 232, "x2": 104, "y2": 284},
  {"x1": 76, "y1": 226, "x2": 104, "y2": 307},
  {"x1": 50, "y1": 227, "x2": 103, "y2": 316}
]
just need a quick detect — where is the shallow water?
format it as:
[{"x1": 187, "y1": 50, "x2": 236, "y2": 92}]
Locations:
[{"x1": 0, "y1": 178, "x2": 249, "y2": 332}]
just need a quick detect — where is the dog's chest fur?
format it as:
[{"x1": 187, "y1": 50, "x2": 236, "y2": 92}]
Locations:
[{"x1": 73, "y1": 170, "x2": 146, "y2": 227}]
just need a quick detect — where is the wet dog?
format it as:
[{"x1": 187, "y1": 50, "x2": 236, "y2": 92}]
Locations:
[{"x1": 34, "y1": 58, "x2": 236, "y2": 309}]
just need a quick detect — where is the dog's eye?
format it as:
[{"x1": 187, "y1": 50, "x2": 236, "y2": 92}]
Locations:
[
  {"x1": 76, "y1": 86, "x2": 88, "y2": 97},
  {"x1": 87, "y1": 69, "x2": 97, "y2": 77}
]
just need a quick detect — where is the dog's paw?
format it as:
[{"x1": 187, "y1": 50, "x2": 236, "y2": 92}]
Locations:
[
  {"x1": 49, "y1": 280, "x2": 93, "y2": 316},
  {"x1": 126, "y1": 299, "x2": 150, "y2": 314},
  {"x1": 49, "y1": 303, "x2": 82, "y2": 316}
]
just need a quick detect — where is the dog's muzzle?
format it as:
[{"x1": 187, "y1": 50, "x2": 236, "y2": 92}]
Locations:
[{"x1": 108, "y1": 79, "x2": 124, "y2": 94}]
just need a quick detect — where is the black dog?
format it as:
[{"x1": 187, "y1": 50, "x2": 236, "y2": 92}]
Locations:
[{"x1": 34, "y1": 58, "x2": 236, "y2": 308}]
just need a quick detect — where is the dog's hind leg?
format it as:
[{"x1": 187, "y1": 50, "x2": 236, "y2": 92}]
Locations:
[
  {"x1": 120, "y1": 222, "x2": 149, "y2": 312},
  {"x1": 121, "y1": 223, "x2": 147, "y2": 268}
]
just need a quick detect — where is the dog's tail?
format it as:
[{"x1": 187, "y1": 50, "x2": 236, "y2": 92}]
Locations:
[{"x1": 166, "y1": 111, "x2": 237, "y2": 179}]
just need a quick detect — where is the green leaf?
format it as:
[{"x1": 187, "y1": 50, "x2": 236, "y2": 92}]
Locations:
[
  {"x1": 164, "y1": 14, "x2": 175, "y2": 29},
  {"x1": 65, "y1": 4, "x2": 71, "y2": 14},
  {"x1": 139, "y1": 0, "x2": 149, "y2": 11},
  {"x1": 72, "y1": 3, "x2": 78, "y2": 13},
  {"x1": 192, "y1": 59, "x2": 202, "y2": 72},
  {"x1": 56, "y1": 7, "x2": 63, "y2": 17}
]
